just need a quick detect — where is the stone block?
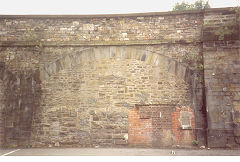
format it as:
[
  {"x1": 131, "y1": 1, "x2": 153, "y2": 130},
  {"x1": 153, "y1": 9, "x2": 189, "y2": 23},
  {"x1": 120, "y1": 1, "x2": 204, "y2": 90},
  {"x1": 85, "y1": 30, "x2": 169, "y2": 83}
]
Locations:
[
  {"x1": 112, "y1": 134, "x2": 125, "y2": 139},
  {"x1": 82, "y1": 24, "x2": 94, "y2": 31},
  {"x1": 114, "y1": 139, "x2": 128, "y2": 145},
  {"x1": 49, "y1": 131, "x2": 59, "y2": 136},
  {"x1": 91, "y1": 122, "x2": 103, "y2": 129},
  {"x1": 104, "y1": 124, "x2": 117, "y2": 129}
]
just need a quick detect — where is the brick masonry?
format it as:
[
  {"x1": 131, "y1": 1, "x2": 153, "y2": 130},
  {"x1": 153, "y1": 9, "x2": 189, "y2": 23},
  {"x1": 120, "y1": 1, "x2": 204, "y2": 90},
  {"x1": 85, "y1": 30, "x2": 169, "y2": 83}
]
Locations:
[
  {"x1": 129, "y1": 107, "x2": 152, "y2": 147},
  {"x1": 129, "y1": 105, "x2": 195, "y2": 147},
  {"x1": 172, "y1": 107, "x2": 195, "y2": 146},
  {"x1": 0, "y1": 7, "x2": 239, "y2": 148}
]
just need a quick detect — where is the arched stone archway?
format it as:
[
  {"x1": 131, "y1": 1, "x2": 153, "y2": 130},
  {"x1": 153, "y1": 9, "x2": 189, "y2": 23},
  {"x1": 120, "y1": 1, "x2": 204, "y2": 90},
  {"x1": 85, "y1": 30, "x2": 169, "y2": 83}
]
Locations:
[
  {"x1": 39, "y1": 46, "x2": 194, "y2": 85},
  {"x1": 31, "y1": 46, "x2": 197, "y2": 147}
]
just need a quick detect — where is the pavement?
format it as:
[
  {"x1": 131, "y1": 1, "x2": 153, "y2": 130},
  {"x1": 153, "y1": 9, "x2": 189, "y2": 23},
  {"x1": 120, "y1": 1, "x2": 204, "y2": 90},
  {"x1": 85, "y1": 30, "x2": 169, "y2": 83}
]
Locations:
[{"x1": 0, "y1": 148, "x2": 240, "y2": 156}]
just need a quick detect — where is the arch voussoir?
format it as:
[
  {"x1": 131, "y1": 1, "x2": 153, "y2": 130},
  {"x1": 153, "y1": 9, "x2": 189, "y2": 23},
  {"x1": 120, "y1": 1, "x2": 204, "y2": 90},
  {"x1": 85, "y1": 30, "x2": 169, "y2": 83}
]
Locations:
[{"x1": 40, "y1": 46, "x2": 194, "y2": 86}]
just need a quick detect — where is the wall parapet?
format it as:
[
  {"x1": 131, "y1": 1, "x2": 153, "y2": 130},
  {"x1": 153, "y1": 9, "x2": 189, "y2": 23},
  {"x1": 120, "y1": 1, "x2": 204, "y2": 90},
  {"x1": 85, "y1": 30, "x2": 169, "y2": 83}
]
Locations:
[
  {"x1": 0, "y1": 8, "x2": 205, "y2": 45},
  {"x1": 0, "y1": 7, "x2": 238, "y2": 47},
  {"x1": 0, "y1": 7, "x2": 234, "y2": 19}
]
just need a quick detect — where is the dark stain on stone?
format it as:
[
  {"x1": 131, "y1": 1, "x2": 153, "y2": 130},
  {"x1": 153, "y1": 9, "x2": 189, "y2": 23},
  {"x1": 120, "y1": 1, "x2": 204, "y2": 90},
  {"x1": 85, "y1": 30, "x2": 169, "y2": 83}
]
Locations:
[
  {"x1": 141, "y1": 54, "x2": 146, "y2": 61},
  {"x1": 2, "y1": 69, "x2": 41, "y2": 148}
]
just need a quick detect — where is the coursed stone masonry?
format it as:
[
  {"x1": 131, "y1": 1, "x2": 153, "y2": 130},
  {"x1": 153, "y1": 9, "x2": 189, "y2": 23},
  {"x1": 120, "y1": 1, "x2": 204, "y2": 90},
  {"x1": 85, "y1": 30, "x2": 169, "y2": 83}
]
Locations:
[{"x1": 0, "y1": 7, "x2": 239, "y2": 148}]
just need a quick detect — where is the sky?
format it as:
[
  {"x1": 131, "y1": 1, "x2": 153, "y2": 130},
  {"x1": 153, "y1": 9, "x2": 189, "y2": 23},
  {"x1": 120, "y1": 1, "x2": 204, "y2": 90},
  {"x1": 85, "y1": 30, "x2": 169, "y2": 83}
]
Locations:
[{"x1": 0, "y1": 0, "x2": 239, "y2": 15}]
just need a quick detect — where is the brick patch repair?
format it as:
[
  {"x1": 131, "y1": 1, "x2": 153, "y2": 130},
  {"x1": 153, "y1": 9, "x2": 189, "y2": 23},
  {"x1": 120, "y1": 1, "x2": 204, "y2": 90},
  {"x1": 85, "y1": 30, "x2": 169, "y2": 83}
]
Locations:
[
  {"x1": 129, "y1": 107, "x2": 152, "y2": 147},
  {"x1": 129, "y1": 105, "x2": 195, "y2": 147},
  {"x1": 171, "y1": 107, "x2": 195, "y2": 146}
]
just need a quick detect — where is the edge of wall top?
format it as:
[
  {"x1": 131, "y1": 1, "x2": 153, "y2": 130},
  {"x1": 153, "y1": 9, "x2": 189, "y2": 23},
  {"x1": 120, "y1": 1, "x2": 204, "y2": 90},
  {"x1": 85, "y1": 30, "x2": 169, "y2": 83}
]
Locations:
[{"x1": 0, "y1": 7, "x2": 236, "y2": 19}]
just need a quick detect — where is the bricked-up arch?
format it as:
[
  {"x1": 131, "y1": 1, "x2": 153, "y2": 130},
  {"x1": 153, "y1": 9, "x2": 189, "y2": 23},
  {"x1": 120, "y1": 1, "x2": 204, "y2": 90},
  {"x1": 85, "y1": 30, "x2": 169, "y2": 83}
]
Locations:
[
  {"x1": 40, "y1": 46, "x2": 194, "y2": 85},
  {"x1": 31, "y1": 45, "x2": 199, "y2": 147}
]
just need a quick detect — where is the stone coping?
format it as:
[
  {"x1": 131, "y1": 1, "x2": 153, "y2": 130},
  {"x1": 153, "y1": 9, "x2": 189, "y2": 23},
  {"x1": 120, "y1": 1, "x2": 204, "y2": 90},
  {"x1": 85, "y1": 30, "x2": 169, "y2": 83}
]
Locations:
[
  {"x1": 0, "y1": 7, "x2": 235, "y2": 19},
  {"x1": 0, "y1": 40, "x2": 201, "y2": 47},
  {"x1": 135, "y1": 104, "x2": 177, "y2": 106}
]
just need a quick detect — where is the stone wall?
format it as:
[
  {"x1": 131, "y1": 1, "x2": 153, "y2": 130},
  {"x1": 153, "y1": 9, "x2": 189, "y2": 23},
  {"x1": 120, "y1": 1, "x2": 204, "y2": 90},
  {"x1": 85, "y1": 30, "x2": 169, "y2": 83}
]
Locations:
[
  {"x1": 31, "y1": 46, "x2": 193, "y2": 147},
  {"x1": 0, "y1": 68, "x2": 41, "y2": 148},
  {"x1": 202, "y1": 8, "x2": 240, "y2": 148},
  {"x1": 0, "y1": 79, "x2": 4, "y2": 147},
  {"x1": 0, "y1": 12, "x2": 202, "y2": 43},
  {"x1": 0, "y1": 7, "x2": 239, "y2": 148},
  {"x1": 203, "y1": 41, "x2": 240, "y2": 147}
]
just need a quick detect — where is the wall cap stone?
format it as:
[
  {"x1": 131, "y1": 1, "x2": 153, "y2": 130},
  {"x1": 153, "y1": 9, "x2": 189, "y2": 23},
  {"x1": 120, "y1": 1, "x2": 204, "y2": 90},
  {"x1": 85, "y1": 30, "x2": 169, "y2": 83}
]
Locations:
[
  {"x1": 0, "y1": 7, "x2": 235, "y2": 19},
  {"x1": 0, "y1": 40, "x2": 201, "y2": 47}
]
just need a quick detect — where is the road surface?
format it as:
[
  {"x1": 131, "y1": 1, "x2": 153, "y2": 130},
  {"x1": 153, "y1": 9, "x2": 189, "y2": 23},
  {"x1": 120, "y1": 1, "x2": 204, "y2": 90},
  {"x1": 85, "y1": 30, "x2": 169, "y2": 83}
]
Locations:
[{"x1": 0, "y1": 148, "x2": 240, "y2": 156}]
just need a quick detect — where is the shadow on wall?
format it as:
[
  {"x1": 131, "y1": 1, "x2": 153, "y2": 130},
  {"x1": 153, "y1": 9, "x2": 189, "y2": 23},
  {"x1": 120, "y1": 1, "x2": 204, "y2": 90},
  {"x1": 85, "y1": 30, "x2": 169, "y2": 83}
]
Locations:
[{"x1": 0, "y1": 62, "x2": 41, "y2": 148}]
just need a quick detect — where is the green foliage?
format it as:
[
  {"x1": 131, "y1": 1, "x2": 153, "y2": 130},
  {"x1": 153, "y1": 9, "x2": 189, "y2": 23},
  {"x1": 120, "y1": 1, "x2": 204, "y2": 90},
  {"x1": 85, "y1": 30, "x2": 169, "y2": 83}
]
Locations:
[
  {"x1": 172, "y1": 0, "x2": 210, "y2": 11},
  {"x1": 198, "y1": 64, "x2": 204, "y2": 70},
  {"x1": 172, "y1": 1, "x2": 193, "y2": 11},
  {"x1": 194, "y1": 0, "x2": 210, "y2": 10},
  {"x1": 183, "y1": 53, "x2": 202, "y2": 63},
  {"x1": 25, "y1": 143, "x2": 32, "y2": 148},
  {"x1": 193, "y1": 140, "x2": 199, "y2": 145}
]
